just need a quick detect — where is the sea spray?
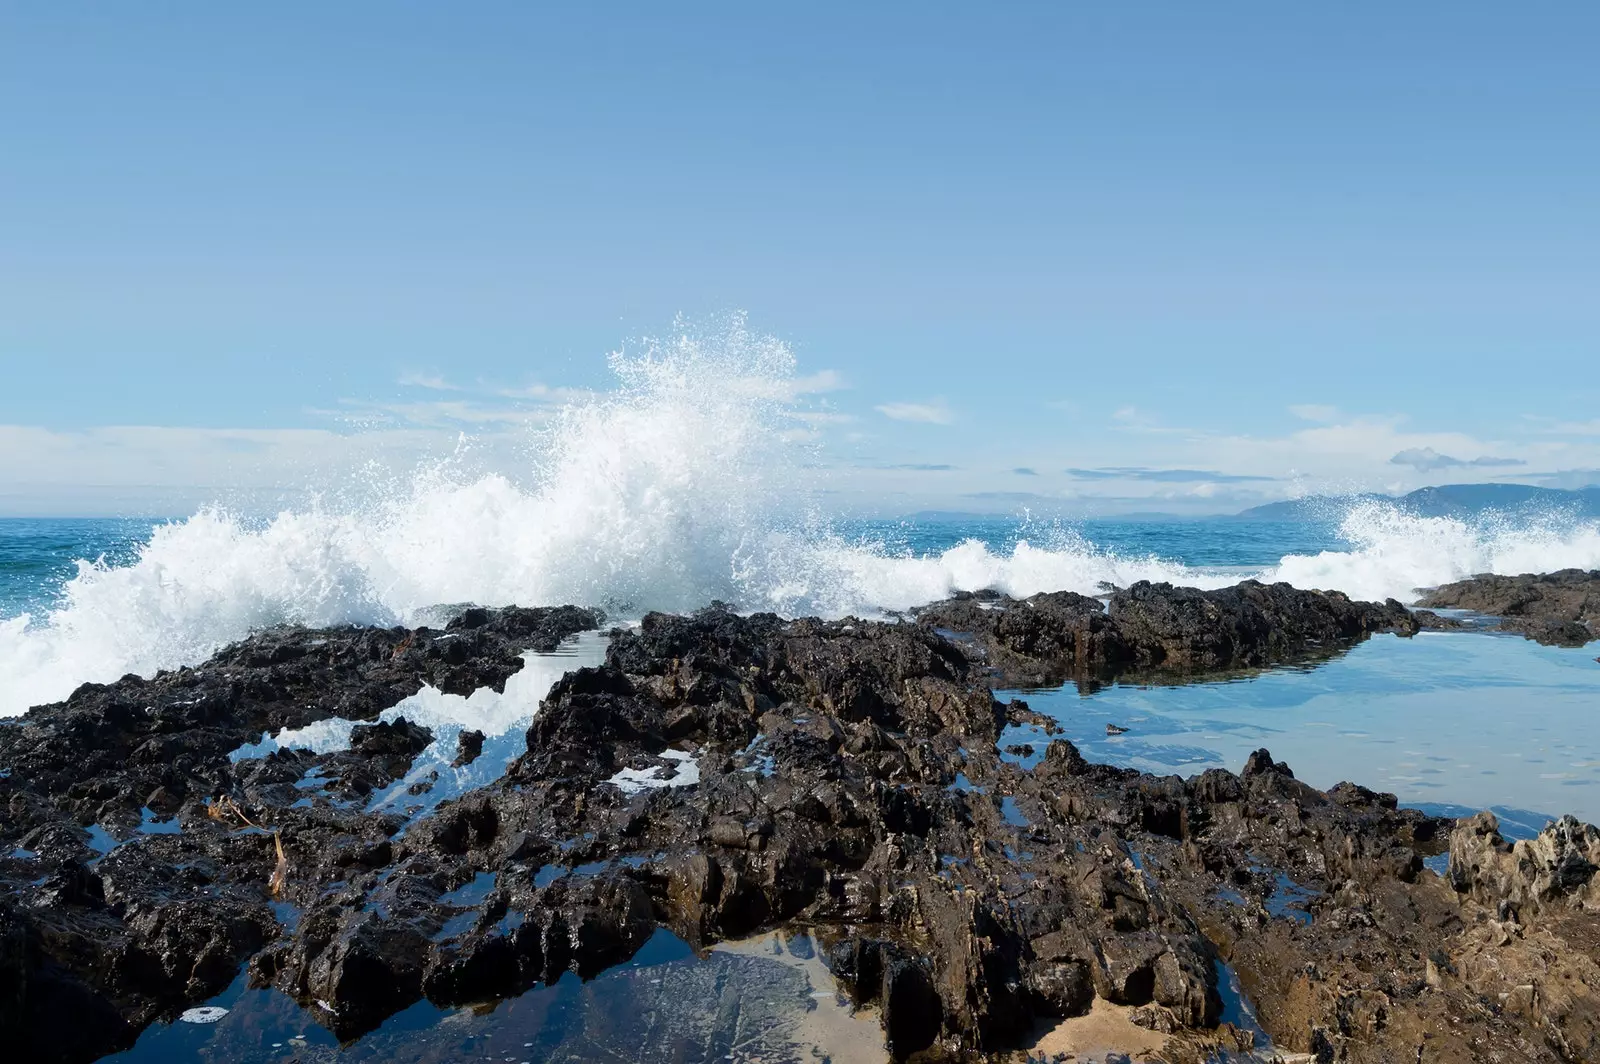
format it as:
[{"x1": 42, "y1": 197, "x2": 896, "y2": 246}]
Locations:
[
  {"x1": 1269, "y1": 500, "x2": 1600, "y2": 602},
  {"x1": 0, "y1": 317, "x2": 822, "y2": 714},
  {"x1": 4, "y1": 320, "x2": 1600, "y2": 716}
]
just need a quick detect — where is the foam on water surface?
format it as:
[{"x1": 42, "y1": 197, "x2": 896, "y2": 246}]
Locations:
[
  {"x1": 230, "y1": 630, "x2": 610, "y2": 821},
  {"x1": 1267, "y1": 500, "x2": 1600, "y2": 603},
  {"x1": 605, "y1": 748, "x2": 701, "y2": 795}
]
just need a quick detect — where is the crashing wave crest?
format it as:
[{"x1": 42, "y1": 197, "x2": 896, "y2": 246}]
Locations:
[{"x1": 3, "y1": 319, "x2": 1597, "y2": 715}]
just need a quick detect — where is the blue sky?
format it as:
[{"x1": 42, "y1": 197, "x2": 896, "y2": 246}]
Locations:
[{"x1": 2, "y1": 4, "x2": 1598, "y2": 516}]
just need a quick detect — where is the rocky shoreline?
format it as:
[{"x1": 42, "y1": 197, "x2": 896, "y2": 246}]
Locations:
[
  {"x1": 1, "y1": 578, "x2": 1597, "y2": 1062},
  {"x1": 1416, "y1": 568, "x2": 1600, "y2": 647}
]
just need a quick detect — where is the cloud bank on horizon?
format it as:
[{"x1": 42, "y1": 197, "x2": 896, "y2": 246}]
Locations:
[{"x1": 5, "y1": 367, "x2": 1600, "y2": 518}]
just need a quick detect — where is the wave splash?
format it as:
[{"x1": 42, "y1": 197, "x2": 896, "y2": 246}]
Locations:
[
  {"x1": 1268, "y1": 501, "x2": 1600, "y2": 603},
  {"x1": 3, "y1": 318, "x2": 1599, "y2": 715}
]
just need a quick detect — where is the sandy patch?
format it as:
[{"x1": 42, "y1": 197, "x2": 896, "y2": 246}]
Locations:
[{"x1": 1024, "y1": 998, "x2": 1168, "y2": 1061}]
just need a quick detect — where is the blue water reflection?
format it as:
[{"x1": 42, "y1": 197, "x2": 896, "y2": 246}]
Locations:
[{"x1": 1000, "y1": 631, "x2": 1600, "y2": 822}]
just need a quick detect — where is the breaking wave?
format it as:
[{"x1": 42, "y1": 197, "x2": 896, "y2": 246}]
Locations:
[
  {"x1": 1268, "y1": 501, "x2": 1600, "y2": 603},
  {"x1": 2, "y1": 317, "x2": 1598, "y2": 715}
]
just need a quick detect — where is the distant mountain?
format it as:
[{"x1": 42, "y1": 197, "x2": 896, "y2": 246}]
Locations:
[
  {"x1": 1229, "y1": 484, "x2": 1600, "y2": 522},
  {"x1": 1224, "y1": 494, "x2": 1387, "y2": 522}
]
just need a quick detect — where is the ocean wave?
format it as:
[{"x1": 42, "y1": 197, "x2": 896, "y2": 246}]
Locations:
[
  {"x1": 1269, "y1": 501, "x2": 1600, "y2": 603},
  {"x1": 3, "y1": 319, "x2": 1598, "y2": 716}
]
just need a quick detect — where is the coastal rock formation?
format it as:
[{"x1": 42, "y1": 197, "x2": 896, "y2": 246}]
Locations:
[
  {"x1": 1417, "y1": 569, "x2": 1600, "y2": 646},
  {"x1": 1449, "y1": 812, "x2": 1600, "y2": 916},
  {"x1": 916, "y1": 579, "x2": 1418, "y2": 686},
  {"x1": 0, "y1": 605, "x2": 600, "y2": 1061},
  {"x1": 1, "y1": 586, "x2": 1598, "y2": 1063}
]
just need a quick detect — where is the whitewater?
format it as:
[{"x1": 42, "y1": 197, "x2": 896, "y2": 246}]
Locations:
[{"x1": 3, "y1": 322, "x2": 1599, "y2": 717}]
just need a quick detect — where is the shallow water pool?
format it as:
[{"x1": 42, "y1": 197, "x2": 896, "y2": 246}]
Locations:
[
  {"x1": 100, "y1": 930, "x2": 883, "y2": 1064},
  {"x1": 999, "y1": 630, "x2": 1600, "y2": 823}
]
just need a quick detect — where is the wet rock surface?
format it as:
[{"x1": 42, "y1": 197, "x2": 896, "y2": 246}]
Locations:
[
  {"x1": 1417, "y1": 569, "x2": 1600, "y2": 646},
  {"x1": 0, "y1": 604, "x2": 600, "y2": 1062},
  {"x1": 1, "y1": 585, "x2": 1598, "y2": 1062},
  {"x1": 915, "y1": 580, "x2": 1418, "y2": 687}
]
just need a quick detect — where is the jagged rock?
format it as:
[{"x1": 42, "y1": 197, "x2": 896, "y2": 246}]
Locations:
[
  {"x1": 1411, "y1": 608, "x2": 1467, "y2": 630},
  {"x1": 452, "y1": 729, "x2": 485, "y2": 767},
  {"x1": 1449, "y1": 812, "x2": 1600, "y2": 916},
  {"x1": 1418, "y1": 570, "x2": 1600, "y2": 645},
  {"x1": 1497, "y1": 617, "x2": 1596, "y2": 647},
  {"x1": 3, "y1": 592, "x2": 1600, "y2": 1062},
  {"x1": 1130, "y1": 1002, "x2": 1182, "y2": 1033},
  {"x1": 917, "y1": 580, "x2": 1417, "y2": 685},
  {"x1": 1243, "y1": 748, "x2": 1295, "y2": 779}
]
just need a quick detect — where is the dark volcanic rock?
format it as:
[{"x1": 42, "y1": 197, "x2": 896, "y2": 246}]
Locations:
[
  {"x1": 0, "y1": 604, "x2": 600, "y2": 1063},
  {"x1": 4, "y1": 590, "x2": 1600, "y2": 1062},
  {"x1": 1495, "y1": 616, "x2": 1596, "y2": 647},
  {"x1": 1110, "y1": 580, "x2": 1417, "y2": 668},
  {"x1": 917, "y1": 579, "x2": 1417, "y2": 686},
  {"x1": 1418, "y1": 569, "x2": 1600, "y2": 645},
  {"x1": 452, "y1": 728, "x2": 486, "y2": 767}
]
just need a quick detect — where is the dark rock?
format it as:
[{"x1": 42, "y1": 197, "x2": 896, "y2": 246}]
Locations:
[
  {"x1": 1496, "y1": 617, "x2": 1596, "y2": 647},
  {"x1": 882, "y1": 957, "x2": 942, "y2": 1059},
  {"x1": 917, "y1": 579, "x2": 1417, "y2": 686},
  {"x1": 452, "y1": 729, "x2": 485, "y2": 767},
  {"x1": 1418, "y1": 570, "x2": 1599, "y2": 645},
  {"x1": 351, "y1": 718, "x2": 433, "y2": 759},
  {"x1": 1242, "y1": 748, "x2": 1294, "y2": 779},
  {"x1": 1108, "y1": 580, "x2": 1417, "y2": 671},
  {"x1": 1027, "y1": 959, "x2": 1094, "y2": 1018},
  {"x1": 4, "y1": 591, "x2": 1599, "y2": 1062}
]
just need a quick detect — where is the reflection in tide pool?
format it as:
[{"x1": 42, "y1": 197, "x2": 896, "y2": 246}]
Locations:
[
  {"x1": 1000, "y1": 631, "x2": 1600, "y2": 823},
  {"x1": 102, "y1": 930, "x2": 883, "y2": 1063}
]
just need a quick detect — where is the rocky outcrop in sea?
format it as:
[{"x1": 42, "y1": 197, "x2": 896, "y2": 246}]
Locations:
[
  {"x1": 1417, "y1": 568, "x2": 1600, "y2": 646},
  {"x1": 2, "y1": 581, "x2": 1597, "y2": 1062}
]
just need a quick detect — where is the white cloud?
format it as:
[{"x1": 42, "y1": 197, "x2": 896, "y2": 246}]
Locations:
[
  {"x1": 1545, "y1": 419, "x2": 1600, "y2": 436},
  {"x1": 494, "y1": 383, "x2": 592, "y2": 402},
  {"x1": 357, "y1": 401, "x2": 556, "y2": 428},
  {"x1": 1042, "y1": 408, "x2": 1600, "y2": 505},
  {"x1": 1289, "y1": 404, "x2": 1339, "y2": 423},
  {"x1": 875, "y1": 400, "x2": 953, "y2": 425},
  {"x1": 397, "y1": 371, "x2": 462, "y2": 391},
  {"x1": 1108, "y1": 406, "x2": 1187, "y2": 434},
  {"x1": 397, "y1": 374, "x2": 590, "y2": 406},
  {"x1": 792, "y1": 369, "x2": 845, "y2": 394},
  {"x1": 0, "y1": 423, "x2": 462, "y2": 515}
]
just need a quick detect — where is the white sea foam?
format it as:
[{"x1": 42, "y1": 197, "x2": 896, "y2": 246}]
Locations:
[
  {"x1": 1268, "y1": 501, "x2": 1600, "y2": 603},
  {"x1": 229, "y1": 632, "x2": 612, "y2": 820},
  {"x1": 2, "y1": 318, "x2": 1598, "y2": 718},
  {"x1": 606, "y1": 749, "x2": 702, "y2": 796}
]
